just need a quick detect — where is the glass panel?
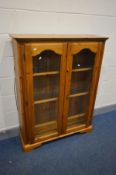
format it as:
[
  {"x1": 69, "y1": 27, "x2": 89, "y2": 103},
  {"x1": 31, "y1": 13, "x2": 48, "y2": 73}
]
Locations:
[
  {"x1": 69, "y1": 95, "x2": 89, "y2": 116},
  {"x1": 33, "y1": 74, "x2": 59, "y2": 101},
  {"x1": 68, "y1": 115, "x2": 86, "y2": 129},
  {"x1": 70, "y1": 71, "x2": 92, "y2": 94},
  {"x1": 34, "y1": 101, "x2": 58, "y2": 124},
  {"x1": 33, "y1": 50, "x2": 60, "y2": 73},
  {"x1": 67, "y1": 95, "x2": 89, "y2": 129},
  {"x1": 32, "y1": 50, "x2": 61, "y2": 138},
  {"x1": 72, "y1": 49, "x2": 95, "y2": 69},
  {"x1": 67, "y1": 49, "x2": 96, "y2": 131},
  {"x1": 34, "y1": 101, "x2": 58, "y2": 137}
]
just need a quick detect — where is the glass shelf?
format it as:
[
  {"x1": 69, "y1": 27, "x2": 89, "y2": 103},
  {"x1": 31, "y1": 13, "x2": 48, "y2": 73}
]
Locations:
[
  {"x1": 34, "y1": 97, "x2": 58, "y2": 104},
  {"x1": 33, "y1": 71, "x2": 59, "y2": 77},
  {"x1": 69, "y1": 92, "x2": 89, "y2": 98},
  {"x1": 72, "y1": 67, "x2": 92, "y2": 72}
]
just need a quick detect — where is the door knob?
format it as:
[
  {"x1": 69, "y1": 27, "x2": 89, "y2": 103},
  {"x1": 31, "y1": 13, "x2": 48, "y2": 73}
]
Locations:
[{"x1": 67, "y1": 68, "x2": 69, "y2": 72}]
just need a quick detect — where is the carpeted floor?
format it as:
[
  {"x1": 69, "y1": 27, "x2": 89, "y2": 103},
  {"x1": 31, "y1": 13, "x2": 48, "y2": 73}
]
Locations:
[{"x1": 0, "y1": 110, "x2": 116, "y2": 175}]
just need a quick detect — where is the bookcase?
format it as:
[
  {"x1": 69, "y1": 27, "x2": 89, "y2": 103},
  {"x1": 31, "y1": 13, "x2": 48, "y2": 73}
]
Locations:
[{"x1": 11, "y1": 34, "x2": 108, "y2": 151}]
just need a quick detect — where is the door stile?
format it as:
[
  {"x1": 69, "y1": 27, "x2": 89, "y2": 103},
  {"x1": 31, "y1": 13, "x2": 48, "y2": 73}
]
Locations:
[
  {"x1": 57, "y1": 43, "x2": 67, "y2": 134},
  {"x1": 24, "y1": 44, "x2": 35, "y2": 143},
  {"x1": 62, "y1": 43, "x2": 73, "y2": 133}
]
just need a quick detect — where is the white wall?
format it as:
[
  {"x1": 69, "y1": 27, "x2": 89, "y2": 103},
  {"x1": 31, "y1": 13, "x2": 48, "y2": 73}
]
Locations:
[{"x1": 0, "y1": 0, "x2": 116, "y2": 131}]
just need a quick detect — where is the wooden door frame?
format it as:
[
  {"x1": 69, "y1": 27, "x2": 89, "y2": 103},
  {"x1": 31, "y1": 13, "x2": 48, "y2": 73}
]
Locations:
[
  {"x1": 62, "y1": 41, "x2": 104, "y2": 133},
  {"x1": 24, "y1": 42, "x2": 67, "y2": 142}
]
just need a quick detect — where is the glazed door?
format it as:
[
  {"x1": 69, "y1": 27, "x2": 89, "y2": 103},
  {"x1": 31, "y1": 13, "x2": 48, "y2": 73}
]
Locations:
[
  {"x1": 63, "y1": 42, "x2": 100, "y2": 133},
  {"x1": 25, "y1": 43, "x2": 67, "y2": 142}
]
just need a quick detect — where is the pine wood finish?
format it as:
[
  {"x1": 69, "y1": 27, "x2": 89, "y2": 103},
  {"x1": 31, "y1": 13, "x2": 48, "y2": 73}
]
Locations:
[{"x1": 10, "y1": 34, "x2": 108, "y2": 151}]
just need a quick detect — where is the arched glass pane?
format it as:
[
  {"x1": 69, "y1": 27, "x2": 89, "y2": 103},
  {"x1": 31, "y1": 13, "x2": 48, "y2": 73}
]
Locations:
[
  {"x1": 33, "y1": 50, "x2": 60, "y2": 73},
  {"x1": 72, "y1": 49, "x2": 95, "y2": 69}
]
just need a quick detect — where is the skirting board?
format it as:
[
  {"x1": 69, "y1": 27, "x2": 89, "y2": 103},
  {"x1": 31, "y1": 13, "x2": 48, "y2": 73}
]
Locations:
[
  {"x1": 0, "y1": 104, "x2": 116, "y2": 141},
  {"x1": 94, "y1": 104, "x2": 116, "y2": 115}
]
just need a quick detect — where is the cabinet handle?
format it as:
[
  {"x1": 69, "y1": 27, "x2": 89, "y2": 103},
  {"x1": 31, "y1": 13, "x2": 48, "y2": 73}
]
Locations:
[{"x1": 67, "y1": 68, "x2": 69, "y2": 72}]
